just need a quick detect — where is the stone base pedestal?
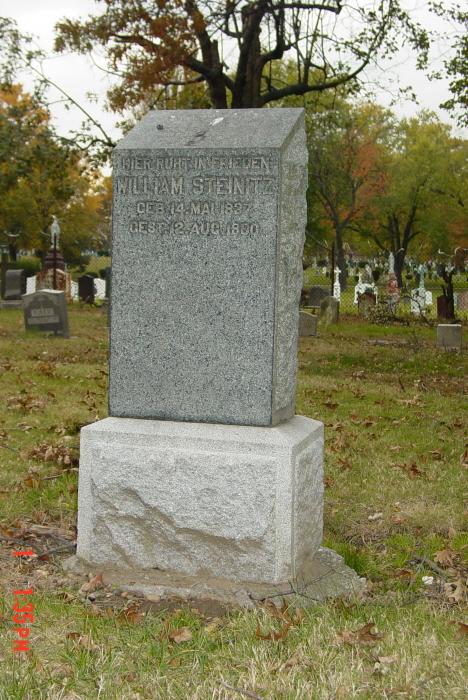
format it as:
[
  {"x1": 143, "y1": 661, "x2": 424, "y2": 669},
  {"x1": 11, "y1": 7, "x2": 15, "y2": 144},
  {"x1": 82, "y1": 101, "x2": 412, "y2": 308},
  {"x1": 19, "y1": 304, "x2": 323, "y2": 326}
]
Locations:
[{"x1": 77, "y1": 416, "x2": 324, "y2": 586}]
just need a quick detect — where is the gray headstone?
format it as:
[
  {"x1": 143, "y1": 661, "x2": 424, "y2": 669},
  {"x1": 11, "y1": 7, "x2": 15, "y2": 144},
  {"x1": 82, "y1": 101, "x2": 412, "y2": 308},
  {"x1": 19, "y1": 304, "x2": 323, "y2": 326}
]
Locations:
[
  {"x1": 23, "y1": 290, "x2": 69, "y2": 337},
  {"x1": 307, "y1": 286, "x2": 329, "y2": 308},
  {"x1": 299, "y1": 311, "x2": 317, "y2": 336},
  {"x1": 320, "y1": 296, "x2": 339, "y2": 324},
  {"x1": 4, "y1": 269, "x2": 26, "y2": 300},
  {"x1": 78, "y1": 274, "x2": 96, "y2": 303},
  {"x1": 437, "y1": 324, "x2": 462, "y2": 350},
  {"x1": 110, "y1": 108, "x2": 307, "y2": 426}
]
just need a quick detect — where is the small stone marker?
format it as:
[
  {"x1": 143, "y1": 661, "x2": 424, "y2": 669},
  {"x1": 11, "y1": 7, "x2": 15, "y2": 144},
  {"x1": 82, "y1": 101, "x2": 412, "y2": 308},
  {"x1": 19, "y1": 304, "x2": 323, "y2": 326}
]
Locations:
[
  {"x1": 437, "y1": 324, "x2": 462, "y2": 350},
  {"x1": 308, "y1": 286, "x2": 329, "y2": 308},
  {"x1": 78, "y1": 274, "x2": 96, "y2": 303},
  {"x1": 299, "y1": 310, "x2": 318, "y2": 336},
  {"x1": 4, "y1": 269, "x2": 26, "y2": 300},
  {"x1": 358, "y1": 291, "x2": 376, "y2": 318},
  {"x1": 23, "y1": 290, "x2": 69, "y2": 337},
  {"x1": 320, "y1": 295, "x2": 339, "y2": 324}
]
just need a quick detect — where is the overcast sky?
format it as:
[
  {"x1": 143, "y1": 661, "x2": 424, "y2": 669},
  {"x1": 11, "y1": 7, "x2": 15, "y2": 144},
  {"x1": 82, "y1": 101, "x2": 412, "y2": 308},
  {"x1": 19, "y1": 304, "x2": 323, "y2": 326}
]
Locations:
[{"x1": 5, "y1": 0, "x2": 465, "y2": 143}]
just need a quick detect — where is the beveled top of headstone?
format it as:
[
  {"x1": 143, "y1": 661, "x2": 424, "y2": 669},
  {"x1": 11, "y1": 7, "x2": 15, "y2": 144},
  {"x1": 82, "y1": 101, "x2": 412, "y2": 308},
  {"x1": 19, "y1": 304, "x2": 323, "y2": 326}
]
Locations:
[{"x1": 115, "y1": 109, "x2": 304, "y2": 151}]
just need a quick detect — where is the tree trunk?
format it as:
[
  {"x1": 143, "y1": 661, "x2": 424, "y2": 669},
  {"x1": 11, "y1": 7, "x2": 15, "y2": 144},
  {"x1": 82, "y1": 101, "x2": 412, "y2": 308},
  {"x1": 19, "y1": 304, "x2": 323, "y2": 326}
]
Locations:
[
  {"x1": 335, "y1": 228, "x2": 348, "y2": 291},
  {"x1": 394, "y1": 248, "x2": 405, "y2": 288}
]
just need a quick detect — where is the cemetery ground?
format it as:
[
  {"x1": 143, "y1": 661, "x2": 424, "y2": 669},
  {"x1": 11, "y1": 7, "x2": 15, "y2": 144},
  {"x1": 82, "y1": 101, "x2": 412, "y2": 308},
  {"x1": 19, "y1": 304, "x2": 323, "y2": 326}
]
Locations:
[{"x1": 0, "y1": 307, "x2": 466, "y2": 700}]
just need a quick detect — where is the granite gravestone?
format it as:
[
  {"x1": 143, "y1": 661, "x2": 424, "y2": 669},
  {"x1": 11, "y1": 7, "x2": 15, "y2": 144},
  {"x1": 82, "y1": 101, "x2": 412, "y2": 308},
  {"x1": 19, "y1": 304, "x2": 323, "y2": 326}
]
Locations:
[
  {"x1": 437, "y1": 324, "x2": 462, "y2": 350},
  {"x1": 109, "y1": 109, "x2": 308, "y2": 427},
  {"x1": 4, "y1": 269, "x2": 26, "y2": 300},
  {"x1": 23, "y1": 290, "x2": 69, "y2": 337},
  {"x1": 75, "y1": 110, "x2": 359, "y2": 599}
]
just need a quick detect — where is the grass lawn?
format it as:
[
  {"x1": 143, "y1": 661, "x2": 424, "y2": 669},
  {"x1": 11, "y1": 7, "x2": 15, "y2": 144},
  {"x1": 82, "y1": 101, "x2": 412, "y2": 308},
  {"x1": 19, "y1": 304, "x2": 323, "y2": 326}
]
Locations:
[{"x1": 0, "y1": 307, "x2": 466, "y2": 700}]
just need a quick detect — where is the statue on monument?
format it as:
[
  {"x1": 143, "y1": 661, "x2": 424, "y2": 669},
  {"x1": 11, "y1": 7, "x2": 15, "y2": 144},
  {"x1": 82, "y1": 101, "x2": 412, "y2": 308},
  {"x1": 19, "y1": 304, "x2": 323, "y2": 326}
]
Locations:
[{"x1": 50, "y1": 215, "x2": 61, "y2": 249}]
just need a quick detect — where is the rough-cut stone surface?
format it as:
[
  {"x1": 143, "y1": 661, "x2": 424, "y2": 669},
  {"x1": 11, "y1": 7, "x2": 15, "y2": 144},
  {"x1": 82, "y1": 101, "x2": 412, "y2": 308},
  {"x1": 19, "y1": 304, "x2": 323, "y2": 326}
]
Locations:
[
  {"x1": 299, "y1": 311, "x2": 317, "y2": 336},
  {"x1": 437, "y1": 324, "x2": 462, "y2": 350},
  {"x1": 77, "y1": 416, "x2": 323, "y2": 584},
  {"x1": 110, "y1": 108, "x2": 307, "y2": 426},
  {"x1": 65, "y1": 546, "x2": 365, "y2": 609}
]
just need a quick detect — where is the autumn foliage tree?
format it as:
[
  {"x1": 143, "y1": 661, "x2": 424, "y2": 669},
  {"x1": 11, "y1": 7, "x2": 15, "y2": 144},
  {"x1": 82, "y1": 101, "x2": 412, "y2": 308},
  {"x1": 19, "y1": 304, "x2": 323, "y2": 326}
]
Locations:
[
  {"x1": 55, "y1": 1, "x2": 430, "y2": 113},
  {"x1": 0, "y1": 85, "x2": 110, "y2": 265},
  {"x1": 358, "y1": 113, "x2": 468, "y2": 287},
  {"x1": 307, "y1": 103, "x2": 390, "y2": 288}
]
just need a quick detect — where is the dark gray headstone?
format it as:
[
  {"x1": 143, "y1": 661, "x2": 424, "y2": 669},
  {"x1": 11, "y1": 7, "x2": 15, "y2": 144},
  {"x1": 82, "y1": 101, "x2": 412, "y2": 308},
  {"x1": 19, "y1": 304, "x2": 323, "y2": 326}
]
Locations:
[
  {"x1": 110, "y1": 108, "x2": 307, "y2": 426},
  {"x1": 320, "y1": 296, "x2": 339, "y2": 324},
  {"x1": 23, "y1": 290, "x2": 69, "y2": 337},
  {"x1": 78, "y1": 274, "x2": 96, "y2": 303},
  {"x1": 4, "y1": 269, "x2": 26, "y2": 300},
  {"x1": 307, "y1": 286, "x2": 329, "y2": 308}
]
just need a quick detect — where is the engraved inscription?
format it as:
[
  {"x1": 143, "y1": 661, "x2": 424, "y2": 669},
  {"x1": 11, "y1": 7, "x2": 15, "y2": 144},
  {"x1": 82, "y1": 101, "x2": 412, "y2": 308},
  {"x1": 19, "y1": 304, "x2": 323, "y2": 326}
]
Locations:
[{"x1": 114, "y1": 150, "x2": 279, "y2": 237}]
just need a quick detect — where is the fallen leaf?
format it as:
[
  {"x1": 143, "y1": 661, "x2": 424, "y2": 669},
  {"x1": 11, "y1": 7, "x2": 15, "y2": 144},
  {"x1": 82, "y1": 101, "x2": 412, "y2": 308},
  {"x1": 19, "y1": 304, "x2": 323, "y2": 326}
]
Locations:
[
  {"x1": 378, "y1": 655, "x2": 397, "y2": 665},
  {"x1": 168, "y1": 627, "x2": 193, "y2": 644},
  {"x1": 389, "y1": 445, "x2": 402, "y2": 452},
  {"x1": 119, "y1": 603, "x2": 144, "y2": 624},
  {"x1": 323, "y1": 401, "x2": 338, "y2": 409},
  {"x1": 444, "y1": 579, "x2": 467, "y2": 604},
  {"x1": 428, "y1": 450, "x2": 443, "y2": 460},
  {"x1": 66, "y1": 633, "x2": 98, "y2": 650},
  {"x1": 451, "y1": 622, "x2": 468, "y2": 638},
  {"x1": 256, "y1": 621, "x2": 291, "y2": 641},
  {"x1": 434, "y1": 549, "x2": 457, "y2": 567},
  {"x1": 336, "y1": 622, "x2": 384, "y2": 645},
  {"x1": 80, "y1": 573, "x2": 104, "y2": 594}
]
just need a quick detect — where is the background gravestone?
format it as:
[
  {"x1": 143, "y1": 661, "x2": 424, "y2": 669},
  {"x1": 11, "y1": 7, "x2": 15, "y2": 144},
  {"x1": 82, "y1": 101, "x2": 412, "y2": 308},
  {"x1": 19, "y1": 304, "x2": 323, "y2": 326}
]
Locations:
[
  {"x1": 320, "y1": 296, "x2": 339, "y2": 324},
  {"x1": 23, "y1": 290, "x2": 69, "y2": 337},
  {"x1": 299, "y1": 310, "x2": 318, "y2": 336},
  {"x1": 78, "y1": 274, "x2": 96, "y2": 303},
  {"x1": 109, "y1": 109, "x2": 308, "y2": 427},
  {"x1": 307, "y1": 286, "x2": 329, "y2": 308},
  {"x1": 4, "y1": 269, "x2": 26, "y2": 300}
]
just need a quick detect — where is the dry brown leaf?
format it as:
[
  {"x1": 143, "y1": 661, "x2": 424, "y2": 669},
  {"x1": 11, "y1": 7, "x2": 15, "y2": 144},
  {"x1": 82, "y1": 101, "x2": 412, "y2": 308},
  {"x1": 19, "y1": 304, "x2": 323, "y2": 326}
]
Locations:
[
  {"x1": 80, "y1": 573, "x2": 104, "y2": 594},
  {"x1": 66, "y1": 633, "x2": 98, "y2": 650},
  {"x1": 429, "y1": 450, "x2": 443, "y2": 460},
  {"x1": 119, "y1": 603, "x2": 144, "y2": 624},
  {"x1": 168, "y1": 627, "x2": 192, "y2": 643},
  {"x1": 323, "y1": 401, "x2": 338, "y2": 409},
  {"x1": 378, "y1": 655, "x2": 397, "y2": 665},
  {"x1": 434, "y1": 549, "x2": 457, "y2": 567},
  {"x1": 336, "y1": 622, "x2": 384, "y2": 645},
  {"x1": 444, "y1": 579, "x2": 467, "y2": 604},
  {"x1": 256, "y1": 621, "x2": 291, "y2": 641},
  {"x1": 451, "y1": 622, "x2": 468, "y2": 638}
]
